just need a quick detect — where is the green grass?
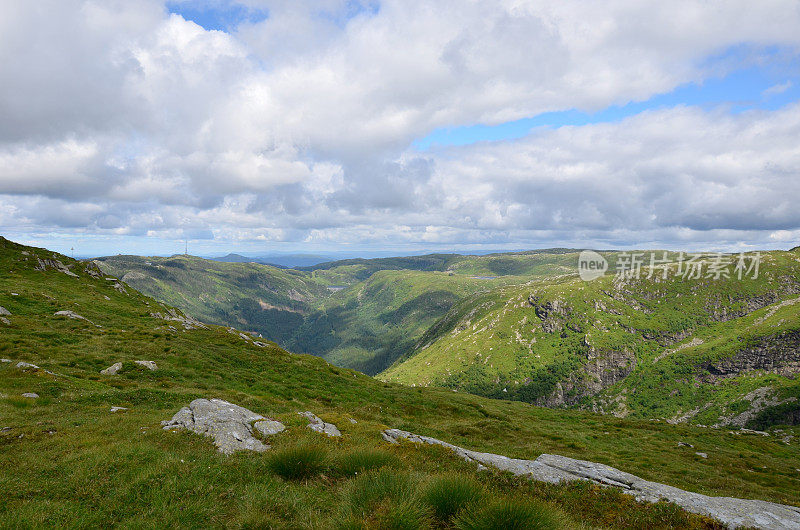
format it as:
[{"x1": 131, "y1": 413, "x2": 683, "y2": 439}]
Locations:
[
  {"x1": 422, "y1": 474, "x2": 485, "y2": 523},
  {"x1": 453, "y1": 498, "x2": 567, "y2": 530},
  {"x1": 268, "y1": 444, "x2": 329, "y2": 481},
  {"x1": 382, "y1": 250, "x2": 800, "y2": 428},
  {"x1": 1, "y1": 236, "x2": 797, "y2": 528}
]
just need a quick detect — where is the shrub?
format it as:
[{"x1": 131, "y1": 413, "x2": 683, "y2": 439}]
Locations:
[
  {"x1": 422, "y1": 474, "x2": 484, "y2": 522},
  {"x1": 454, "y1": 498, "x2": 563, "y2": 530},
  {"x1": 335, "y1": 449, "x2": 395, "y2": 477},
  {"x1": 267, "y1": 444, "x2": 328, "y2": 481}
]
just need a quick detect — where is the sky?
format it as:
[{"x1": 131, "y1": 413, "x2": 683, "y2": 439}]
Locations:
[{"x1": 1, "y1": 1, "x2": 800, "y2": 257}]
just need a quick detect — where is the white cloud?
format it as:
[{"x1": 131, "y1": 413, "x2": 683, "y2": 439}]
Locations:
[{"x1": 1, "y1": 0, "x2": 800, "y2": 252}]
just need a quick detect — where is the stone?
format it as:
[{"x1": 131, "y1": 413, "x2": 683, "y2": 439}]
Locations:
[
  {"x1": 0, "y1": 306, "x2": 10, "y2": 315},
  {"x1": 382, "y1": 429, "x2": 800, "y2": 530},
  {"x1": 253, "y1": 419, "x2": 286, "y2": 436},
  {"x1": 0, "y1": 317, "x2": 9, "y2": 325},
  {"x1": 677, "y1": 441, "x2": 694, "y2": 448},
  {"x1": 110, "y1": 406, "x2": 128, "y2": 413},
  {"x1": 299, "y1": 411, "x2": 341, "y2": 437},
  {"x1": 1, "y1": 358, "x2": 12, "y2": 363},
  {"x1": 162, "y1": 398, "x2": 274, "y2": 455},
  {"x1": 16, "y1": 362, "x2": 39, "y2": 370},
  {"x1": 135, "y1": 360, "x2": 158, "y2": 371},
  {"x1": 21, "y1": 393, "x2": 39, "y2": 398},
  {"x1": 54, "y1": 310, "x2": 92, "y2": 324},
  {"x1": 696, "y1": 452, "x2": 708, "y2": 459},
  {"x1": 101, "y1": 362, "x2": 123, "y2": 375},
  {"x1": 349, "y1": 418, "x2": 358, "y2": 424}
]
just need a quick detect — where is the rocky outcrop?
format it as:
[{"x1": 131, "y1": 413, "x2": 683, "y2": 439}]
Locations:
[
  {"x1": 299, "y1": 411, "x2": 341, "y2": 437},
  {"x1": 21, "y1": 393, "x2": 39, "y2": 399},
  {"x1": 16, "y1": 362, "x2": 39, "y2": 370},
  {"x1": 0, "y1": 306, "x2": 10, "y2": 316},
  {"x1": 162, "y1": 399, "x2": 285, "y2": 455},
  {"x1": 382, "y1": 428, "x2": 800, "y2": 529},
  {"x1": 54, "y1": 310, "x2": 97, "y2": 327},
  {"x1": 134, "y1": 360, "x2": 158, "y2": 371},
  {"x1": 702, "y1": 330, "x2": 800, "y2": 381},
  {"x1": 151, "y1": 308, "x2": 207, "y2": 330},
  {"x1": 101, "y1": 362, "x2": 122, "y2": 375},
  {"x1": 35, "y1": 257, "x2": 78, "y2": 277}
]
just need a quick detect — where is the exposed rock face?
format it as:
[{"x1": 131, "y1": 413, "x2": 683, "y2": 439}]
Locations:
[
  {"x1": 101, "y1": 362, "x2": 123, "y2": 375},
  {"x1": 35, "y1": 257, "x2": 78, "y2": 277},
  {"x1": 151, "y1": 308, "x2": 207, "y2": 330},
  {"x1": 162, "y1": 399, "x2": 285, "y2": 455},
  {"x1": 134, "y1": 360, "x2": 158, "y2": 371},
  {"x1": 299, "y1": 411, "x2": 341, "y2": 437},
  {"x1": 382, "y1": 429, "x2": 800, "y2": 530},
  {"x1": 16, "y1": 362, "x2": 39, "y2": 370},
  {"x1": 702, "y1": 330, "x2": 800, "y2": 381},
  {"x1": 54, "y1": 310, "x2": 96, "y2": 326},
  {"x1": 0, "y1": 306, "x2": 10, "y2": 315},
  {"x1": 253, "y1": 420, "x2": 286, "y2": 436}
]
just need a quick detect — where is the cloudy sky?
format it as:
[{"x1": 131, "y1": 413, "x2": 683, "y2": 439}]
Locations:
[{"x1": 2, "y1": 0, "x2": 800, "y2": 257}]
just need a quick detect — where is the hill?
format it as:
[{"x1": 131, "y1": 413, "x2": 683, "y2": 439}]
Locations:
[
  {"x1": 95, "y1": 250, "x2": 593, "y2": 374},
  {"x1": 2, "y1": 236, "x2": 800, "y2": 527},
  {"x1": 381, "y1": 250, "x2": 800, "y2": 430}
]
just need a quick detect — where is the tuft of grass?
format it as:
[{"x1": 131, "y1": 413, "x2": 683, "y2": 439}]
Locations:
[
  {"x1": 422, "y1": 473, "x2": 485, "y2": 523},
  {"x1": 454, "y1": 498, "x2": 565, "y2": 530},
  {"x1": 267, "y1": 444, "x2": 328, "y2": 481},
  {"x1": 342, "y1": 469, "x2": 423, "y2": 519},
  {"x1": 334, "y1": 448, "x2": 396, "y2": 477}
]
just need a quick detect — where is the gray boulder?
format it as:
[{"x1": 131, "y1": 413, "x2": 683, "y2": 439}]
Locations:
[
  {"x1": 254, "y1": 420, "x2": 286, "y2": 436},
  {"x1": 299, "y1": 411, "x2": 341, "y2": 437},
  {"x1": 101, "y1": 362, "x2": 123, "y2": 375},
  {"x1": 0, "y1": 306, "x2": 10, "y2": 315},
  {"x1": 54, "y1": 310, "x2": 93, "y2": 325},
  {"x1": 16, "y1": 362, "x2": 39, "y2": 370},
  {"x1": 21, "y1": 392, "x2": 39, "y2": 398},
  {"x1": 162, "y1": 399, "x2": 283, "y2": 455},
  {"x1": 382, "y1": 429, "x2": 800, "y2": 529},
  {"x1": 1, "y1": 358, "x2": 12, "y2": 363},
  {"x1": 134, "y1": 360, "x2": 158, "y2": 371},
  {"x1": 110, "y1": 406, "x2": 128, "y2": 413}
]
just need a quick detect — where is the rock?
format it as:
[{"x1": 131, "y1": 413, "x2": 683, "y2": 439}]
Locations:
[
  {"x1": 16, "y1": 362, "x2": 39, "y2": 370},
  {"x1": 54, "y1": 310, "x2": 92, "y2": 323},
  {"x1": 382, "y1": 429, "x2": 800, "y2": 529},
  {"x1": 0, "y1": 317, "x2": 9, "y2": 325},
  {"x1": 110, "y1": 406, "x2": 128, "y2": 413},
  {"x1": 253, "y1": 420, "x2": 286, "y2": 436},
  {"x1": 299, "y1": 411, "x2": 341, "y2": 437},
  {"x1": 101, "y1": 362, "x2": 123, "y2": 375},
  {"x1": 162, "y1": 398, "x2": 277, "y2": 455},
  {"x1": 21, "y1": 393, "x2": 39, "y2": 398},
  {"x1": 134, "y1": 360, "x2": 158, "y2": 371},
  {"x1": 349, "y1": 418, "x2": 358, "y2": 424},
  {"x1": 150, "y1": 309, "x2": 207, "y2": 330},
  {"x1": 0, "y1": 306, "x2": 10, "y2": 315},
  {"x1": 1, "y1": 358, "x2": 12, "y2": 363},
  {"x1": 696, "y1": 452, "x2": 708, "y2": 459},
  {"x1": 35, "y1": 258, "x2": 78, "y2": 277},
  {"x1": 677, "y1": 441, "x2": 694, "y2": 448}
]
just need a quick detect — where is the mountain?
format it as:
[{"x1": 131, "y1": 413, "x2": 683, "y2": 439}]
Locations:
[
  {"x1": 382, "y1": 250, "x2": 800, "y2": 429},
  {"x1": 210, "y1": 253, "x2": 334, "y2": 268},
  {"x1": 95, "y1": 250, "x2": 588, "y2": 373},
  {"x1": 2, "y1": 235, "x2": 800, "y2": 527}
]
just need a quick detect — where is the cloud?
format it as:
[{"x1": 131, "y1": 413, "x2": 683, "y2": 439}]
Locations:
[{"x1": 1, "y1": 0, "x2": 800, "y2": 253}]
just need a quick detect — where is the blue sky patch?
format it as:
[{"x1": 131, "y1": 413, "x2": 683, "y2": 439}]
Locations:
[{"x1": 167, "y1": 1, "x2": 268, "y2": 32}]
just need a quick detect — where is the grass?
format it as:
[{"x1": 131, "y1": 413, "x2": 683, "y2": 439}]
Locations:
[
  {"x1": 268, "y1": 444, "x2": 329, "y2": 481},
  {"x1": 334, "y1": 448, "x2": 396, "y2": 477},
  {"x1": 422, "y1": 474, "x2": 485, "y2": 523},
  {"x1": 453, "y1": 498, "x2": 567, "y2": 530},
  {"x1": 0, "y1": 236, "x2": 797, "y2": 528}
]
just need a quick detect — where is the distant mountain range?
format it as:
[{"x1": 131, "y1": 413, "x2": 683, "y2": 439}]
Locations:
[{"x1": 208, "y1": 253, "x2": 333, "y2": 268}]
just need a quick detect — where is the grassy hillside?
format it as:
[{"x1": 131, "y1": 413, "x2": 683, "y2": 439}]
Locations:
[
  {"x1": 95, "y1": 255, "x2": 332, "y2": 344},
  {"x1": 382, "y1": 250, "x2": 800, "y2": 429},
  {"x1": 3, "y1": 236, "x2": 800, "y2": 527},
  {"x1": 97, "y1": 250, "x2": 594, "y2": 375}
]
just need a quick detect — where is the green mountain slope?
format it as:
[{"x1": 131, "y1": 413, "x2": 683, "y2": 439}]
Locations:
[
  {"x1": 2, "y1": 236, "x2": 800, "y2": 528},
  {"x1": 382, "y1": 250, "x2": 800, "y2": 429},
  {"x1": 96, "y1": 250, "x2": 592, "y2": 374}
]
